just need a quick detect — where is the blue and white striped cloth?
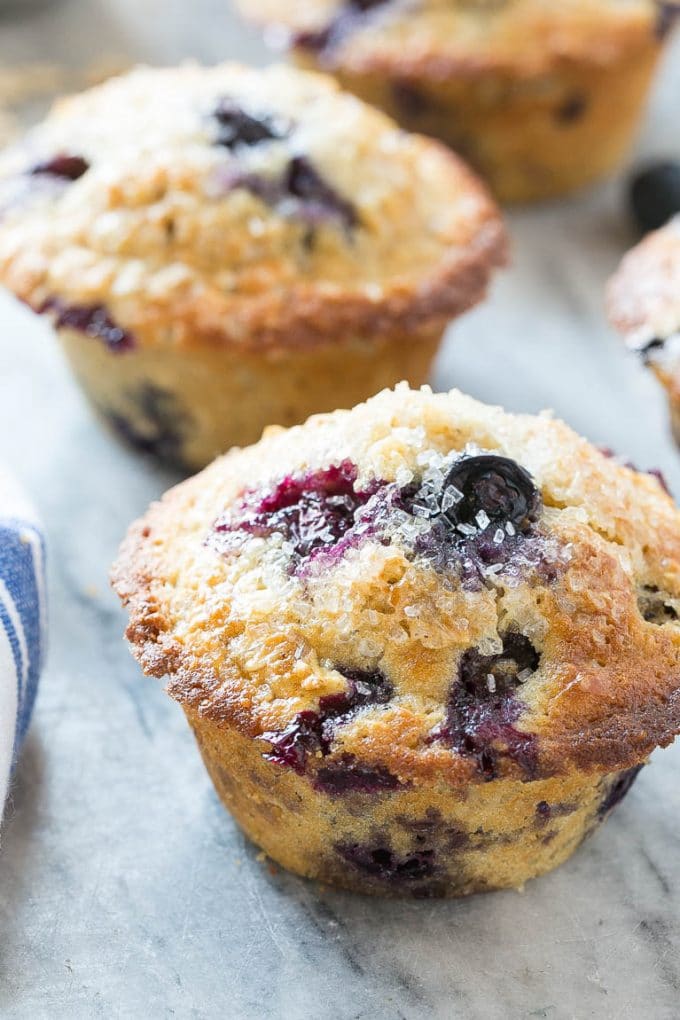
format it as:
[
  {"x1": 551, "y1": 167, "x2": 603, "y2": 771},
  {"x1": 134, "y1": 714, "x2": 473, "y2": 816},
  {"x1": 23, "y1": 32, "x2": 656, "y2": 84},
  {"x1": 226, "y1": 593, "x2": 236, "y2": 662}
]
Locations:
[{"x1": 0, "y1": 471, "x2": 46, "y2": 813}]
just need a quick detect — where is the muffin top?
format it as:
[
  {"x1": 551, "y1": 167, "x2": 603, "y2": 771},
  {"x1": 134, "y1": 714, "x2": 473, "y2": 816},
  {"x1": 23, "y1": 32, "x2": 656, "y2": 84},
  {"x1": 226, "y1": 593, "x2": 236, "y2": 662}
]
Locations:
[
  {"x1": 113, "y1": 385, "x2": 680, "y2": 791},
  {"x1": 241, "y1": 1, "x2": 667, "y2": 80},
  {"x1": 0, "y1": 63, "x2": 504, "y2": 353},
  {"x1": 607, "y1": 216, "x2": 680, "y2": 372}
]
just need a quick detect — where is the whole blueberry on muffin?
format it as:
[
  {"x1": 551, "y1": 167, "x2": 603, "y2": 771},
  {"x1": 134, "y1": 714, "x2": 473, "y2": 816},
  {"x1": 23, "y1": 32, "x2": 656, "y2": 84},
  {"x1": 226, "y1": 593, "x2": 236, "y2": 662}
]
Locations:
[
  {"x1": 607, "y1": 216, "x2": 680, "y2": 446},
  {"x1": 238, "y1": 1, "x2": 678, "y2": 203},
  {"x1": 112, "y1": 384, "x2": 680, "y2": 897},
  {"x1": 0, "y1": 64, "x2": 505, "y2": 471}
]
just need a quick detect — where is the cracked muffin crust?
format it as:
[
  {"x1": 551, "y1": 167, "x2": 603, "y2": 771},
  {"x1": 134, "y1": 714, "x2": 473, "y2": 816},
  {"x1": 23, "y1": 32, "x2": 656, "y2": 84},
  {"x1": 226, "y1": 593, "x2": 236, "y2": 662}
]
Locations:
[
  {"x1": 0, "y1": 63, "x2": 504, "y2": 470},
  {"x1": 112, "y1": 384, "x2": 680, "y2": 896},
  {"x1": 238, "y1": 0, "x2": 679, "y2": 203},
  {"x1": 607, "y1": 217, "x2": 680, "y2": 446}
]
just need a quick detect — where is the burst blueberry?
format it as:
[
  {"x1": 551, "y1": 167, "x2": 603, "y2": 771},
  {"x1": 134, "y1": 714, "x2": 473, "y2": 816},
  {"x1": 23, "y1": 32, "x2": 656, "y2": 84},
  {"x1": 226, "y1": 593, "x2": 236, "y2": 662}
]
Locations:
[
  {"x1": 261, "y1": 665, "x2": 395, "y2": 783},
  {"x1": 213, "y1": 461, "x2": 370, "y2": 564},
  {"x1": 435, "y1": 632, "x2": 540, "y2": 780}
]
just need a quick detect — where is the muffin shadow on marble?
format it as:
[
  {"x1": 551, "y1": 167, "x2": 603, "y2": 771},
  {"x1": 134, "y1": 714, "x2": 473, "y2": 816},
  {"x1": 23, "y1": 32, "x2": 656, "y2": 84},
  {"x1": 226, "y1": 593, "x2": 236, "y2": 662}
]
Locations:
[
  {"x1": 0, "y1": 62, "x2": 506, "y2": 472},
  {"x1": 112, "y1": 384, "x2": 680, "y2": 897},
  {"x1": 238, "y1": 0, "x2": 679, "y2": 203}
]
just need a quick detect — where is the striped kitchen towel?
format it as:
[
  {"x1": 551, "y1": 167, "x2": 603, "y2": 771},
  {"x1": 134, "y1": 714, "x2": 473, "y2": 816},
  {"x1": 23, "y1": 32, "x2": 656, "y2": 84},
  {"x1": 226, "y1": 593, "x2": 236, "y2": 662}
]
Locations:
[{"x1": 0, "y1": 470, "x2": 46, "y2": 814}]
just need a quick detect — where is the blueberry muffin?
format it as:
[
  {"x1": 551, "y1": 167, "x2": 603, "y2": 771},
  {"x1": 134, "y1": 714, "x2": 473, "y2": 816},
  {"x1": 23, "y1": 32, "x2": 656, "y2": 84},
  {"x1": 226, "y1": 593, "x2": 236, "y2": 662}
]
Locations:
[
  {"x1": 0, "y1": 64, "x2": 505, "y2": 471},
  {"x1": 238, "y1": 0, "x2": 678, "y2": 203},
  {"x1": 607, "y1": 217, "x2": 680, "y2": 445},
  {"x1": 112, "y1": 384, "x2": 680, "y2": 897}
]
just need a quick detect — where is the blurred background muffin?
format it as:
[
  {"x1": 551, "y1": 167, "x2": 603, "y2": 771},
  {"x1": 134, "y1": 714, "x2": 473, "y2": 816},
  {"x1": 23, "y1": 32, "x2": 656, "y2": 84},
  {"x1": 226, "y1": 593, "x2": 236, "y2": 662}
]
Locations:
[
  {"x1": 608, "y1": 214, "x2": 680, "y2": 445},
  {"x1": 238, "y1": 0, "x2": 679, "y2": 203},
  {"x1": 0, "y1": 62, "x2": 505, "y2": 471}
]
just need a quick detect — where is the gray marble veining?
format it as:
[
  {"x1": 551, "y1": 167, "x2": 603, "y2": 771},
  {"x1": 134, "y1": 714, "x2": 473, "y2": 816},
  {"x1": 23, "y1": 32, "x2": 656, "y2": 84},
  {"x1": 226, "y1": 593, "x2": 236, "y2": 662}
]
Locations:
[{"x1": 0, "y1": 4, "x2": 679, "y2": 1018}]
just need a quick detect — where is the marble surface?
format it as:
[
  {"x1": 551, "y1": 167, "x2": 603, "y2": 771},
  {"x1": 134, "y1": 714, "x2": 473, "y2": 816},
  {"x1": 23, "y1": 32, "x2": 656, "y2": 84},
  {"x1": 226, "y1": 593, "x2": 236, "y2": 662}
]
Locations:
[{"x1": 1, "y1": 4, "x2": 680, "y2": 1018}]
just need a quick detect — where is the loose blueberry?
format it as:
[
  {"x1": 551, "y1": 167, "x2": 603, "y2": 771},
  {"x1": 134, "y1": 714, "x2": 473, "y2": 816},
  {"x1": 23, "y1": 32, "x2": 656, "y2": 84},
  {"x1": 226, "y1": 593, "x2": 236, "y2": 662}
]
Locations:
[
  {"x1": 29, "y1": 154, "x2": 89, "y2": 181},
  {"x1": 213, "y1": 99, "x2": 286, "y2": 148},
  {"x1": 335, "y1": 841, "x2": 435, "y2": 882},
  {"x1": 434, "y1": 632, "x2": 540, "y2": 780},
  {"x1": 630, "y1": 161, "x2": 680, "y2": 235},
  {"x1": 39, "y1": 299, "x2": 135, "y2": 353},
  {"x1": 439, "y1": 454, "x2": 541, "y2": 534}
]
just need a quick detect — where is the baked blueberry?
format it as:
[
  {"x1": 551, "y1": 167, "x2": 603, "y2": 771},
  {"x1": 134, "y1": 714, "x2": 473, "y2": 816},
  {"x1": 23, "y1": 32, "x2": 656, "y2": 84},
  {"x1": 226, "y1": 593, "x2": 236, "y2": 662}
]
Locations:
[
  {"x1": 212, "y1": 461, "x2": 370, "y2": 564},
  {"x1": 261, "y1": 664, "x2": 394, "y2": 776},
  {"x1": 39, "y1": 299, "x2": 135, "y2": 353},
  {"x1": 439, "y1": 454, "x2": 541, "y2": 533},
  {"x1": 335, "y1": 842, "x2": 435, "y2": 882},
  {"x1": 295, "y1": 0, "x2": 392, "y2": 53},
  {"x1": 598, "y1": 765, "x2": 644, "y2": 818},
  {"x1": 436, "y1": 633, "x2": 540, "y2": 780},
  {"x1": 315, "y1": 756, "x2": 401, "y2": 794},
  {"x1": 104, "y1": 383, "x2": 191, "y2": 467},
  {"x1": 231, "y1": 156, "x2": 359, "y2": 231},
  {"x1": 213, "y1": 99, "x2": 287, "y2": 148},
  {"x1": 284, "y1": 156, "x2": 358, "y2": 228}
]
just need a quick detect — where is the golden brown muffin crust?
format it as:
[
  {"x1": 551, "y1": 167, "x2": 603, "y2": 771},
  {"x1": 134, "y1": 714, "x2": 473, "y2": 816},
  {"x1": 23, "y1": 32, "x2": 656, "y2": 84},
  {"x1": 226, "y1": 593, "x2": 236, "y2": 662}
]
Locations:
[
  {"x1": 112, "y1": 386, "x2": 680, "y2": 788},
  {"x1": 240, "y1": 0, "x2": 663, "y2": 80},
  {"x1": 0, "y1": 63, "x2": 505, "y2": 352}
]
